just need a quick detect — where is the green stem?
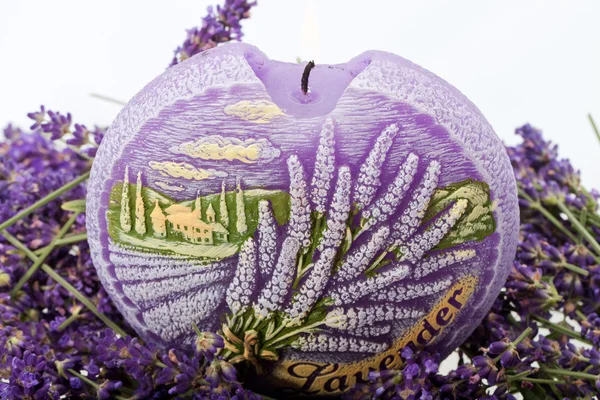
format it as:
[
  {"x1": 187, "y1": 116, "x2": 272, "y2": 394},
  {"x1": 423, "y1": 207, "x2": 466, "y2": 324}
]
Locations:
[
  {"x1": 58, "y1": 306, "x2": 82, "y2": 331},
  {"x1": 265, "y1": 320, "x2": 325, "y2": 348},
  {"x1": 512, "y1": 326, "x2": 533, "y2": 346},
  {"x1": 66, "y1": 144, "x2": 94, "y2": 161},
  {"x1": 192, "y1": 322, "x2": 203, "y2": 337},
  {"x1": 221, "y1": 349, "x2": 233, "y2": 360},
  {"x1": 578, "y1": 207, "x2": 588, "y2": 242},
  {"x1": 352, "y1": 219, "x2": 372, "y2": 242},
  {"x1": 265, "y1": 320, "x2": 288, "y2": 342},
  {"x1": 580, "y1": 187, "x2": 599, "y2": 210},
  {"x1": 10, "y1": 213, "x2": 80, "y2": 296},
  {"x1": 34, "y1": 232, "x2": 88, "y2": 255},
  {"x1": 507, "y1": 370, "x2": 533, "y2": 381},
  {"x1": 0, "y1": 171, "x2": 90, "y2": 231},
  {"x1": 41, "y1": 264, "x2": 128, "y2": 337},
  {"x1": 307, "y1": 213, "x2": 324, "y2": 259},
  {"x1": 492, "y1": 327, "x2": 532, "y2": 363},
  {"x1": 90, "y1": 92, "x2": 127, "y2": 106},
  {"x1": 544, "y1": 368, "x2": 599, "y2": 380},
  {"x1": 68, "y1": 368, "x2": 100, "y2": 387},
  {"x1": 532, "y1": 315, "x2": 593, "y2": 345},
  {"x1": 560, "y1": 262, "x2": 590, "y2": 277},
  {"x1": 517, "y1": 377, "x2": 560, "y2": 385},
  {"x1": 557, "y1": 201, "x2": 600, "y2": 257},
  {"x1": 293, "y1": 214, "x2": 325, "y2": 288},
  {"x1": 68, "y1": 369, "x2": 129, "y2": 400},
  {"x1": 576, "y1": 309, "x2": 588, "y2": 321},
  {"x1": 1, "y1": 230, "x2": 127, "y2": 337},
  {"x1": 589, "y1": 113, "x2": 600, "y2": 145},
  {"x1": 365, "y1": 245, "x2": 396, "y2": 275},
  {"x1": 518, "y1": 189, "x2": 579, "y2": 243}
]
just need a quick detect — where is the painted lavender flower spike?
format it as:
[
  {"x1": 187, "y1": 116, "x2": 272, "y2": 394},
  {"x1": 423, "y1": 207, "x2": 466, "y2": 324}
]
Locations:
[
  {"x1": 287, "y1": 155, "x2": 312, "y2": 251},
  {"x1": 256, "y1": 200, "x2": 277, "y2": 279},
  {"x1": 255, "y1": 237, "x2": 301, "y2": 317},
  {"x1": 353, "y1": 123, "x2": 400, "y2": 210},
  {"x1": 310, "y1": 117, "x2": 336, "y2": 214},
  {"x1": 226, "y1": 237, "x2": 257, "y2": 314}
]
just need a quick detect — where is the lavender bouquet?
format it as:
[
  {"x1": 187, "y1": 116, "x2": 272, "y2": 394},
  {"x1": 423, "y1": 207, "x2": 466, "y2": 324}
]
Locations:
[{"x1": 2, "y1": 2, "x2": 600, "y2": 399}]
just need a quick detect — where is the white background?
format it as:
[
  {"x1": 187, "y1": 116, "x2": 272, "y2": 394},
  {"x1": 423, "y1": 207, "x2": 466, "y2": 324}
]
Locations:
[{"x1": 1, "y1": 1, "x2": 599, "y2": 187}]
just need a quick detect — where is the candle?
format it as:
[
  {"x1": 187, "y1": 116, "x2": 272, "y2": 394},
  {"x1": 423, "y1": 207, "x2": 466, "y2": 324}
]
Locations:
[{"x1": 87, "y1": 43, "x2": 518, "y2": 396}]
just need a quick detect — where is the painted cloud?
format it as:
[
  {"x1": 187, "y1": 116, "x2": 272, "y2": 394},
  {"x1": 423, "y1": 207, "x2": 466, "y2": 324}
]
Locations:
[
  {"x1": 169, "y1": 135, "x2": 281, "y2": 164},
  {"x1": 148, "y1": 161, "x2": 228, "y2": 181},
  {"x1": 223, "y1": 100, "x2": 284, "y2": 124}
]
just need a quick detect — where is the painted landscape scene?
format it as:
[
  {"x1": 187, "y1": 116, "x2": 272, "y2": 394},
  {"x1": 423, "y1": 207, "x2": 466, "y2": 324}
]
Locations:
[{"x1": 107, "y1": 167, "x2": 290, "y2": 260}]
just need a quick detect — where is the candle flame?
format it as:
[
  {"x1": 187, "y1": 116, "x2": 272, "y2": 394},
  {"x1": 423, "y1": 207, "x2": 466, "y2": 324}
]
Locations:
[{"x1": 299, "y1": 0, "x2": 321, "y2": 63}]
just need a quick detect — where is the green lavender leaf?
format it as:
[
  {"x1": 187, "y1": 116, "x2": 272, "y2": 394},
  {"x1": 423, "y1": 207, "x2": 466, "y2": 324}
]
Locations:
[
  {"x1": 61, "y1": 199, "x2": 86, "y2": 212},
  {"x1": 424, "y1": 179, "x2": 496, "y2": 250}
]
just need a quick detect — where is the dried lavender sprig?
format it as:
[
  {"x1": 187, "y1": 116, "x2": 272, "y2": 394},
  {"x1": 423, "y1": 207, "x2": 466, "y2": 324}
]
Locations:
[
  {"x1": 33, "y1": 232, "x2": 88, "y2": 255},
  {"x1": 170, "y1": 0, "x2": 257, "y2": 66},
  {"x1": 531, "y1": 314, "x2": 594, "y2": 346},
  {"x1": 1, "y1": 230, "x2": 127, "y2": 337},
  {"x1": 10, "y1": 212, "x2": 80, "y2": 296},
  {"x1": 518, "y1": 188, "x2": 580, "y2": 244},
  {"x1": 68, "y1": 369, "x2": 129, "y2": 400},
  {"x1": 0, "y1": 171, "x2": 90, "y2": 231},
  {"x1": 557, "y1": 200, "x2": 600, "y2": 258}
]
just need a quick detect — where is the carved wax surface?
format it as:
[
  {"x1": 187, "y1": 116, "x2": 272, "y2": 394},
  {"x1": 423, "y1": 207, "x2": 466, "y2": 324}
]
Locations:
[{"x1": 86, "y1": 43, "x2": 519, "y2": 396}]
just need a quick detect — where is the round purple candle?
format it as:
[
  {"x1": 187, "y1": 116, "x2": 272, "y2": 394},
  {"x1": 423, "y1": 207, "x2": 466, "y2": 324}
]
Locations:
[{"x1": 87, "y1": 43, "x2": 518, "y2": 396}]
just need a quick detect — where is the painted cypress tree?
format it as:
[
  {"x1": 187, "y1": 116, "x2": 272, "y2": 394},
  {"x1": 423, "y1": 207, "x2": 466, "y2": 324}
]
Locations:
[
  {"x1": 120, "y1": 166, "x2": 132, "y2": 232},
  {"x1": 194, "y1": 190, "x2": 202, "y2": 219},
  {"x1": 134, "y1": 171, "x2": 147, "y2": 235},
  {"x1": 235, "y1": 177, "x2": 247, "y2": 235},
  {"x1": 220, "y1": 181, "x2": 229, "y2": 228}
]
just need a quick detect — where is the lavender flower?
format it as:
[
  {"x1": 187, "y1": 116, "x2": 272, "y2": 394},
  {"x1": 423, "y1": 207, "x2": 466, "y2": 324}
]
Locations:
[{"x1": 170, "y1": 0, "x2": 257, "y2": 66}]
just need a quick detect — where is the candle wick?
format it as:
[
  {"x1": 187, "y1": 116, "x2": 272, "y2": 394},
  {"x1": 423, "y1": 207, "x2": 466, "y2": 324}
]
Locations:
[{"x1": 301, "y1": 60, "x2": 315, "y2": 95}]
